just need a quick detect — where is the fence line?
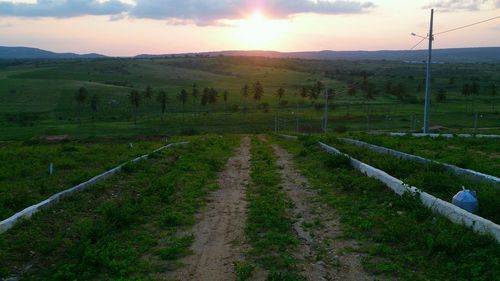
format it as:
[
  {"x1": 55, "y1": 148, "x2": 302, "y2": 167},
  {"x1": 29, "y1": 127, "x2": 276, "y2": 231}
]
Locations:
[
  {"x1": 339, "y1": 138, "x2": 500, "y2": 185},
  {"x1": 0, "y1": 142, "x2": 190, "y2": 234}
]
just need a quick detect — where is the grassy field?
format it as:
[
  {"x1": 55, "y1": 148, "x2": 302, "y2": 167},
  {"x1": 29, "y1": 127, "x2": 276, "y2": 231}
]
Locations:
[
  {"x1": 0, "y1": 138, "x2": 167, "y2": 220},
  {"x1": 348, "y1": 133, "x2": 500, "y2": 177},
  {"x1": 0, "y1": 57, "x2": 499, "y2": 139},
  {"x1": 273, "y1": 135, "x2": 500, "y2": 280},
  {"x1": 319, "y1": 135, "x2": 500, "y2": 224},
  {"x1": 0, "y1": 135, "x2": 238, "y2": 280}
]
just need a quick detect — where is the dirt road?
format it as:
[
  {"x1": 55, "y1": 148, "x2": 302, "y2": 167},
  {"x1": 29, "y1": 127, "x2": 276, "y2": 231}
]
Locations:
[{"x1": 169, "y1": 136, "x2": 251, "y2": 281}]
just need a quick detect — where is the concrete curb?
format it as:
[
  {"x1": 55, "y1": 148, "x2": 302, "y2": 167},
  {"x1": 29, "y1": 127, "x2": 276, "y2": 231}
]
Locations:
[
  {"x1": 319, "y1": 142, "x2": 500, "y2": 244},
  {"x1": 0, "y1": 142, "x2": 190, "y2": 234},
  {"x1": 277, "y1": 134, "x2": 299, "y2": 140},
  {"x1": 369, "y1": 132, "x2": 500, "y2": 139},
  {"x1": 339, "y1": 138, "x2": 500, "y2": 185}
]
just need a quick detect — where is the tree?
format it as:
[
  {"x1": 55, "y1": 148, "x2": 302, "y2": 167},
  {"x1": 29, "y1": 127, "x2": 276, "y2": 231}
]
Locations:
[
  {"x1": 436, "y1": 88, "x2": 447, "y2": 102},
  {"x1": 178, "y1": 89, "x2": 189, "y2": 121},
  {"x1": 192, "y1": 83, "x2": 199, "y2": 104},
  {"x1": 462, "y1": 83, "x2": 471, "y2": 112},
  {"x1": 156, "y1": 90, "x2": 169, "y2": 121},
  {"x1": 75, "y1": 87, "x2": 88, "y2": 124},
  {"x1": 201, "y1": 87, "x2": 209, "y2": 108},
  {"x1": 223, "y1": 90, "x2": 229, "y2": 112},
  {"x1": 90, "y1": 94, "x2": 99, "y2": 122},
  {"x1": 129, "y1": 90, "x2": 141, "y2": 124},
  {"x1": 471, "y1": 82, "x2": 480, "y2": 112},
  {"x1": 144, "y1": 85, "x2": 153, "y2": 99},
  {"x1": 241, "y1": 83, "x2": 250, "y2": 110},
  {"x1": 490, "y1": 82, "x2": 497, "y2": 112},
  {"x1": 299, "y1": 87, "x2": 309, "y2": 99},
  {"x1": 208, "y1": 88, "x2": 218, "y2": 108},
  {"x1": 276, "y1": 86, "x2": 286, "y2": 102},
  {"x1": 253, "y1": 81, "x2": 264, "y2": 102},
  {"x1": 347, "y1": 84, "x2": 356, "y2": 115}
]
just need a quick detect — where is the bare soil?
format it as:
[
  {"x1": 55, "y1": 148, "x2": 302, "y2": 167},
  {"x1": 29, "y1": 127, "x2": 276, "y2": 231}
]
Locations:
[
  {"x1": 168, "y1": 136, "x2": 251, "y2": 281},
  {"x1": 272, "y1": 144, "x2": 376, "y2": 281}
]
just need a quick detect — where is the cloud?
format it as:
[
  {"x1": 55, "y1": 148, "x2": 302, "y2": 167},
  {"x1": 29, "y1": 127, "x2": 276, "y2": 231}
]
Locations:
[
  {"x1": 131, "y1": 0, "x2": 375, "y2": 25},
  {"x1": 0, "y1": 0, "x2": 131, "y2": 18},
  {"x1": 423, "y1": 0, "x2": 496, "y2": 12},
  {"x1": 0, "y1": 0, "x2": 374, "y2": 25}
]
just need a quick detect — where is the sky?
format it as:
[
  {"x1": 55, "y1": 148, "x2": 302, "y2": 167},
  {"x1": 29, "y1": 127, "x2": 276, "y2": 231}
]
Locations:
[{"x1": 0, "y1": 0, "x2": 499, "y2": 56}]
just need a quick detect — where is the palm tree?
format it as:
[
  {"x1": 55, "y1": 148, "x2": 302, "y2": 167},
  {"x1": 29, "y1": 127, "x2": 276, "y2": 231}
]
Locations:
[
  {"x1": 208, "y1": 88, "x2": 218, "y2": 115},
  {"x1": 462, "y1": 83, "x2": 471, "y2": 112},
  {"x1": 144, "y1": 85, "x2": 153, "y2": 99},
  {"x1": 156, "y1": 90, "x2": 169, "y2": 121},
  {"x1": 253, "y1": 81, "x2": 264, "y2": 103},
  {"x1": 129, "y1": 90, "x2": 141, "y2": 124},
  {"x1": 90, "y1": 94, "x2": 99, "y2": 122},
  {"x1": 223, "y1": 90, "x2": 229, "y2": 113},
  {"x1": 490, "y1": 82, "x2": 497, "y2": 112},
  {"x1": 75, "y1": 87, "x2": 88, "y2": 124},
  {"x1": 347, "y1": 84, "x2": 356, "y2": 115},
  {"x1": 192, "y1": 83, "x2": 199, "y2": 104},
  {"x1": 299, "y1": 86, "x2": 309, "y2": 99},
  {"x1": 241, "y1": 83, "x2": 250, "y2": 110},
  {"x1": 276, "y1": 86, "x2": 286, "y2": 103},
  {"x1": 178, "y1": 89, "x2": 189, "y2": 121}
]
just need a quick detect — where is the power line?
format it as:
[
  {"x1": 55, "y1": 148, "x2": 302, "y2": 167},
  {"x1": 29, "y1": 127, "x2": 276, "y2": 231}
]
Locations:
[
  {"x1": 434, "y1": 15, "x2": 500, "y2": 35},
  {"x1": 410, "y1": 37, "x2": 428, "y2": 50}
]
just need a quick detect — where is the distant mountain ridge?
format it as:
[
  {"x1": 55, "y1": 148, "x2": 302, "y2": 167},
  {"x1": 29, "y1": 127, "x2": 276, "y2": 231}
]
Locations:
[
  {"x1": 1, "y1": 46, "x2": 499, "y2": 63},
  {"x1": 137, "y1": 47, "x2": 500, "y2": 63},
  {"x1": 0, "y1": 46, "x2": 107, "y2": 59}
]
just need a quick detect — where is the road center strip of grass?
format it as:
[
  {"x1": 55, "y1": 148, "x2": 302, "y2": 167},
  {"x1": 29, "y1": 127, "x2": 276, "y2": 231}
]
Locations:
[
  {"x1": 241, "y1": 137, "x2": 305, "y2": 281},
  {"x1": 0, "y1": 135, "x2": 238, "y2": 280},
  {"x1": 272, "y1": 135, "x2": 500, "y2": 280}
]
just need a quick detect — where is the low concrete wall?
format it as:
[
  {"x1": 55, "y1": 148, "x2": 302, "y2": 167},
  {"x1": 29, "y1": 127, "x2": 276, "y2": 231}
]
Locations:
[
  {"x1": 371, "y1": 132, "x2": 500, "y2": 139},
  {"x1": 338, "y1": 138, "x2": 500, "y2": 185},
  {"x1": 319, "y1": 142, "x2": 500, "y2": 244},
  {"x1": 278, "y1": 134, "x2": 299, "y2": 140},
  {"x1": 0, "y1": 142, "x2": 189, "y2": 234}
]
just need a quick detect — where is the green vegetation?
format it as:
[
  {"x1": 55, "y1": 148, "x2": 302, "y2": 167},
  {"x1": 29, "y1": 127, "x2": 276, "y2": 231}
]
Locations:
[
  {"x1": 321, "y1": 135, "x2": 500, "y2": 224},
  {"x1": 272, "y1": 135, "x2": 500, "y2": 280},
  {"x1": 0, "y1": 57, "x2": 499, "y2": 139},
  {"x1": 244, "y1": 137, "x2": 304, "y2": 280},
  {"x1": 350, "y1": 133, "x2": 500, "y2": 177},
  {"x1": 0, "y1": 138, "x2": 164, "y2": 220},
  {"x1": 0, "y1": 135, "x2": 238, "y2": 280}
]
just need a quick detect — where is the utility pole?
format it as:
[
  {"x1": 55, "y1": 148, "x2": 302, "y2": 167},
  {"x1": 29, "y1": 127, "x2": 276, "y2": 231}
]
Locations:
[
  {"x1": 323, "y1": 89, "x2": 329, "y2": 133},
  {"x1": 423, "y1": 9, "x2": 434, "y2": 134}
]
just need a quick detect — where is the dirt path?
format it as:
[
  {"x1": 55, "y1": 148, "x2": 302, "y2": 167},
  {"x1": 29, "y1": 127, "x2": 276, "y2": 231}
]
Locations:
[
  {"x1": 272, "y1": 144, "x2": 375, "y2": 281},
  {"x1": 169, "y1": 136, "x2": 251, "y2": 281}
]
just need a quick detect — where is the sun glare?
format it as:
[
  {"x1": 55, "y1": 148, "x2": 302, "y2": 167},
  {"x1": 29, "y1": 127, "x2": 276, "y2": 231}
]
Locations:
[{"x1": 233, "y1": 11, "x2": 288, "y2": 50}]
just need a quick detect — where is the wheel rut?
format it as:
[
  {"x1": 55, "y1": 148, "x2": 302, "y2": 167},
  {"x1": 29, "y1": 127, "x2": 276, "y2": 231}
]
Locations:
[
  {"x1": 272, "y1": 144, "x2": 376, "y2": 281},
  {"x1": 168, "y1": 136, "x2": 251, "y2": 281}
]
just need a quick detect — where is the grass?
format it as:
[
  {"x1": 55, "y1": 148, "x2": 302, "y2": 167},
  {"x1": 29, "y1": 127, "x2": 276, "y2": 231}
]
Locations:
[
  {"x1": 272, "y1": 135, "x2": 500, "y2": 280},
  {"x1": 350, "y1": 133, "x2": 500, "y2": 177},
  {"x1": 0, "y1": 138, "x2": 165, "y2": 220},
  {"x1": 0, "y1": 134, "x2": 238, "y2": 280},
  {"x1": 242, "y1": 137, "x2": 305, "y2": 280},
  {"x1": 320, "y1": 135, "x2": 500, "y2": 224},
  {"x1": 1, "y1": 57, "x2": 499, "y2": 140}
]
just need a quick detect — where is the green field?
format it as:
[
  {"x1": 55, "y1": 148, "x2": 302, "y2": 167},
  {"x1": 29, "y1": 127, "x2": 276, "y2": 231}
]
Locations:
[
  {"x1": 349, "y1": 133, "x2": 500, "y2": 177},
  {"x1": 1, "y1": 56, "x2": 499, "y2": 280},
  {"x1": 1, "y1": 57, "x2": 499, "y2": 140},
  {"x1": 0, "y1": 138, "x2": 167, "y2": 220}
]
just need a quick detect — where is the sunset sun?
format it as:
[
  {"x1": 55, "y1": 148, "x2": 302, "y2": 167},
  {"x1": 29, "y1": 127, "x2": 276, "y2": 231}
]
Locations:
[{"x1": 233, "y1": 11, "x2": 289, "y2": 50}]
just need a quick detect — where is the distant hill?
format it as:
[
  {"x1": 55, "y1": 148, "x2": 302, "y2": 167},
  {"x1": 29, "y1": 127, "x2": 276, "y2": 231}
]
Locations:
[
  {"x1": 0, "y1": 46, "x2": 107, "y2": 59},
  {"x1": 2, "y1": 46, "x2": 499, "y2": 63},
  {"x1": 137, "y1": 47, "x2": 500, "y2": 63}
]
